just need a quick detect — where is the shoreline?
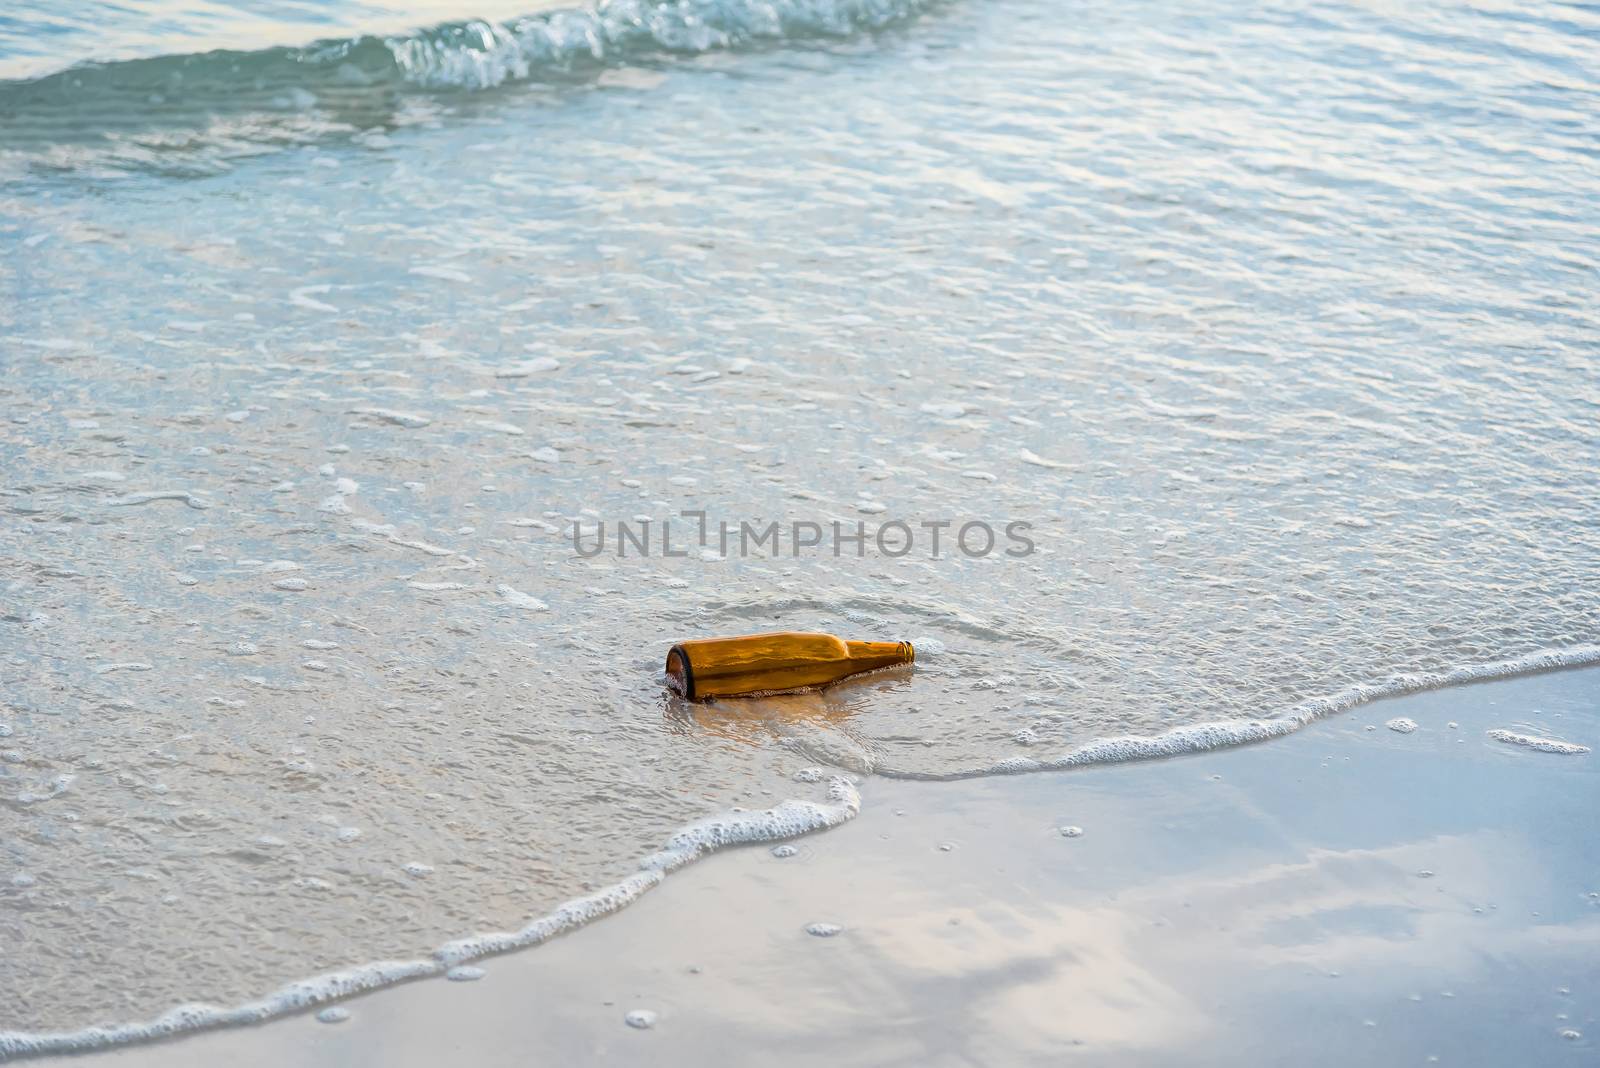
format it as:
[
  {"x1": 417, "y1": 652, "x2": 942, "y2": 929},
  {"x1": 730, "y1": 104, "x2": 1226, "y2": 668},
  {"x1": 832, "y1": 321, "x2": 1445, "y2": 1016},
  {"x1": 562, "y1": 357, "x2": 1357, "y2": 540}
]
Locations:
[{"x1": 16, "y1": 660, "x2": 1598, "y2": 1064}]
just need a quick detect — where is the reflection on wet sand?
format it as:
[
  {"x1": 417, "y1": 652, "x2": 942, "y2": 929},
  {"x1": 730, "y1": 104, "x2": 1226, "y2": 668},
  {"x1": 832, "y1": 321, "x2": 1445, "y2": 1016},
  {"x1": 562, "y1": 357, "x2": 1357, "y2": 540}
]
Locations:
[{"x1": 666, "y1": 667, "x2": 915, "y2": 756}]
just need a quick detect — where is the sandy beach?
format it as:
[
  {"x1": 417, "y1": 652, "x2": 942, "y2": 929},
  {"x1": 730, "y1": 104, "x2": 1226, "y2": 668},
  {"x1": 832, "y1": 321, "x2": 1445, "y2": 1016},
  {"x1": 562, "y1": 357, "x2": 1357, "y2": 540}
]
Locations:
[{"x1": 74, "y1": 666, "x2": 1598, "y2": 1067}]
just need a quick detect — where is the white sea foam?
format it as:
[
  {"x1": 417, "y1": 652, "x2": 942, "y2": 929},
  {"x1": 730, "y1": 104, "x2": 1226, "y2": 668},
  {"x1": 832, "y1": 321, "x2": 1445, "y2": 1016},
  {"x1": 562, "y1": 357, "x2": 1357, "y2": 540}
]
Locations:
[
  {"x1": 875, "y1": 645, "x2": 1600, "y2": 781},
  {"x1": 390, "y1": 538, "x2": 456, "y2": 557},
  {"x1": 1019, "y1": 449, "x2": 1070, "y2": 469},
  {"x1": 474, "y1": 420, "x2": 526, "y2": 436},
  {"x1": 495, "y1": 584, "x2": 549, "y2": 612},
  {"x1": 0, "y1": 778, "x2": 860, "y2": 1059},
  {"x1": 408, "y1": 265, "x2": 472, "y2": 283},
  {"x1": 92, "y1": 662, "x2": 153, "y2": 674},
  {"x1": 1485, "y1": 729, "x2": 1590, "y2": 755},
  {"x1": 495, "y1": 358, "x2": 561, "y2": 377}
]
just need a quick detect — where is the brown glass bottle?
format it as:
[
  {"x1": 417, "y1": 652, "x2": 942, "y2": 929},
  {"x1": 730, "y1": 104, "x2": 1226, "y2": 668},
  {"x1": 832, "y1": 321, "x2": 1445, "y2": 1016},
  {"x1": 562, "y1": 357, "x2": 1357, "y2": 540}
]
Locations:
[{"x1": 665, "y1": 631, "x2": 914, "y2": 701}]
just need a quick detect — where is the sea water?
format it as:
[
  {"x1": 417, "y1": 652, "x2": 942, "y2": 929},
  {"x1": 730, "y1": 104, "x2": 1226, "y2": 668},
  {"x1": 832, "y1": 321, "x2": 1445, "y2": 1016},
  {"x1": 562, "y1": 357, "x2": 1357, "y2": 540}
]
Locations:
[{"x1": 2, "y1": 0, "x2": 1599, "y2": 1052}]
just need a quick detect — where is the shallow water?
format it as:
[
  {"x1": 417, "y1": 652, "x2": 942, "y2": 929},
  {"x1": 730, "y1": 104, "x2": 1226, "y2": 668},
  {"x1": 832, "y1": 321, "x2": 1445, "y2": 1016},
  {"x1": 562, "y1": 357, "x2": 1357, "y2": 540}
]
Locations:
[
  {"x1": 3, "y1": 0, "x2": 1599, "y2": 1046},
  {"x1": 85, "y1": 667, "x2": 1600, "y2": 1068}
]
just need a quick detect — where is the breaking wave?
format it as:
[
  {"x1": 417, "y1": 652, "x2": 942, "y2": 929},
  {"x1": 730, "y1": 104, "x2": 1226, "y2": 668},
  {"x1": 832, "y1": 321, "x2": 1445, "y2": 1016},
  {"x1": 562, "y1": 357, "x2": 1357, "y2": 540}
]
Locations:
[{"x1": 0, "y1": 0, "x2": 937, "y2": 177}]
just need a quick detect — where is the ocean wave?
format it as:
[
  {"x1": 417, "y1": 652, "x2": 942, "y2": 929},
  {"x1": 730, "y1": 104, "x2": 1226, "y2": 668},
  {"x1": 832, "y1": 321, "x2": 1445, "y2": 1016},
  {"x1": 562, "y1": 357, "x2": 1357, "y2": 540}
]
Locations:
[{"x1": 0, "y1": 0, "x2": 936, "y2": 178}]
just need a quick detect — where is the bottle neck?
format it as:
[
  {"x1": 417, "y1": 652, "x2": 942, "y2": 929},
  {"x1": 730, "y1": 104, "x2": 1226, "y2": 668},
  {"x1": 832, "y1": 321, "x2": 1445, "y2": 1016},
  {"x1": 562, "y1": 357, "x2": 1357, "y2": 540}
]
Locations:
[{"x1": 844, "y1": 640, "x2": 915, "y2": 672}]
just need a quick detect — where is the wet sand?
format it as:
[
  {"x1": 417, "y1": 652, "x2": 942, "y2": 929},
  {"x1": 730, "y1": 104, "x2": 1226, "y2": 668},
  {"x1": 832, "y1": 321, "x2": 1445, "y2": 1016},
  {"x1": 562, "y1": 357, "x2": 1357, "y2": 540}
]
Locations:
[{"x1": 82, "y1": 666, "x2": 1599, "y2": 1066}]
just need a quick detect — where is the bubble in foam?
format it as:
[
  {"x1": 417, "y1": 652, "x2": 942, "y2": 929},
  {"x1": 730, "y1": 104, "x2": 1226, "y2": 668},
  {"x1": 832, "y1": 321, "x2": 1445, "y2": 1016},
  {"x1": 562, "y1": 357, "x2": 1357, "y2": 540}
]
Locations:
[
  {"x1": 1386, "y1": 718, "x2": 1418, "y2": 734},
  {"x1": 1058, "y1": 825, "x2": 1084, "y2": 838},
  {"x1": 403, "y1": 862, "x2": 434, "y2": 877},
  {"x1": 316, "y1": 1007, "x2": 350, "y2": 1024},
  {"x1": 624, "y1": 1009, "x2": 657, "y2": 1030},
  {"x1": 805, "y1": 922, "x2": 844, "y2": 937},
  {"x1": 770, "y1": 844, "x2": 798, "y2": 858},
  {"x1": 445, "y1": 966, "x2": 485, "y2": 982},
  {"x1": 495, "y1": 585, "x2": 549, "y2": 612},
  {"x1": 1486, "y1": 729, "x2": 1589, "y2": 754}
]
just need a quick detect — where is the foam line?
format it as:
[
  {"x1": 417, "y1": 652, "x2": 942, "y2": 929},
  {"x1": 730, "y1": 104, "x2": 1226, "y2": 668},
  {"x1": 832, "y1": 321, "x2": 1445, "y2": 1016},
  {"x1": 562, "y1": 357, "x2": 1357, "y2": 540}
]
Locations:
[
  {"x1": 0, "y1": 778, "x2": 861, "y2": 1060},
  {"x1": 874, "y1": 644, "x2": 1600, "y2": 781},
  {"x1": 1486, "y1": 729, "x2": 1590, "y2": 755}
]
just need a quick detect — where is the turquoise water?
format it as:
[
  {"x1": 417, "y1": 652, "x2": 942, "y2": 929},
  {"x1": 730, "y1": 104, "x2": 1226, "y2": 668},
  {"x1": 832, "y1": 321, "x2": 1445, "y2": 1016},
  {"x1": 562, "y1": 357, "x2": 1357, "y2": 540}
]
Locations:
[
  {"x1": 3, "y1": 0, "x2": 1600, "y2": 1052},
  {"x1": 0, "y1": 0, "x2": 558, "y2": 80}
]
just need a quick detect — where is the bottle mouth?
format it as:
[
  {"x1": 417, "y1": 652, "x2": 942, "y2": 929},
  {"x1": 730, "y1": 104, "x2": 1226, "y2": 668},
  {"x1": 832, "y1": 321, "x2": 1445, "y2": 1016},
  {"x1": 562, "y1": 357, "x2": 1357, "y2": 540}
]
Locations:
[{"x1": 664, "y1": 645, "x2": 695, "y2": 700}]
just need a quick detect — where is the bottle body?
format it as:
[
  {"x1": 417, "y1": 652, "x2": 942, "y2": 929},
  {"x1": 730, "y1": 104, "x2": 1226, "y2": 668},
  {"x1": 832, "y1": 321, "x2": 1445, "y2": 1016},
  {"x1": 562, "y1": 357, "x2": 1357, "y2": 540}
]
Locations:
[{"x1": 666, "y1": 631, "x2": 914, "y2": 701}]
